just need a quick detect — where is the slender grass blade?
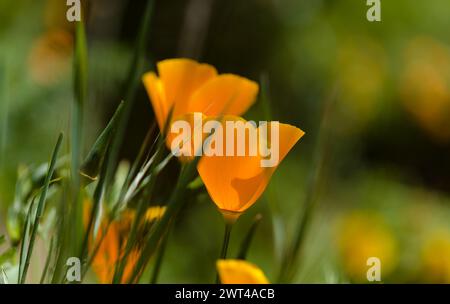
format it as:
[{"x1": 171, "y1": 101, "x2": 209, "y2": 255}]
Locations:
[{"x1": 19, "y1": 133, "x2": 63, "y2": 284}]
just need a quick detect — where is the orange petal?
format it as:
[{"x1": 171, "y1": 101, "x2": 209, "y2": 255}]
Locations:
[
  {"x1": 142, "y1": 72, "x2": 168, "y2": 130},
  {"x1": 197, "y1": 116, "x2": 264, "y2": 212},
  {"x1": 217, "y1": 260, "x2": 269, "y2": 284},
  {"x1": 92, "y1": 223, "x2": 121, "y2": 283},
  {"x1": 235, "y1": 123, "x2": 304, "y2": 211},
  {"x1": 157, "y1": 58, "x2": 217, "y2": 119},
  {"x1": 122, "y1": 250, "x2": 141, "y2": 284},
  {"x1": 188, "y1": 74, "x2": 258, "y2": 117},
  {"x1": 91, "y1": 210, "x2": 136, "y2": 284},
  {"x1": 198, "y1": 152, "x2": 265, "y2": 212},
  {"x1": 264, "y1": 122, "x2": 305, "y2": 166}
]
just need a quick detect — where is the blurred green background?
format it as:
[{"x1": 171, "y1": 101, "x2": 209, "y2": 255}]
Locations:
[{"x1": 0, "y1": 0, "x2": 449, "y2": 283}]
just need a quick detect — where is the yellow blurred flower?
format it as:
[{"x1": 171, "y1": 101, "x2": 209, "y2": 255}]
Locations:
[
  {"x1": 197, "y1": 116, "x2": 304, "y2": 216},
  {"x1": 85, "y1": 204, "x2": 166, "y2": 284},
  {"x1": 421, "y1": 229, "x2": 450, "y2": 283},
  {"x1": 142, "y1": 58, "x2": 259, "y2": 132},
  {"x1": 217, "y1": 259, "x2": 269, "y2": 284},
  {"x1": 337, "y1": 211, "x2": 397, "y2": 282},
  {"x1": 400, "y1": 37, "x2": 450, "y2": 141},
  {"x1": 145, "y1": 205, "x2": 166, "y2": 222}
]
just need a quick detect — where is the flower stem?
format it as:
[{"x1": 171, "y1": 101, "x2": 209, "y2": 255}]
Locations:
[
  {"x1": 220, "y1": 222, "x2": 233, "y2": 260},
  {"x1": 216, "y1": 219, "x2": 234, "y2": 283},
  {"x1": 150, "y1": 231, "x2": 169, "y2": 284}
]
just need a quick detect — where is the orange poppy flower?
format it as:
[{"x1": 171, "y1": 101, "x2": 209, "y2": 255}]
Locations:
[
  {"x1": 90, "y1": 210, "x2": 137, "y2": 284},
  {"x1": 86, "y1": 205, "x2": 166, "y2": 283},
  {"x1": 197, "y1": 116, "x2": 304, "y2": 215},
  {"x1": 142, "y1": 58, "x2": 259, "y2": 132},
  {"x1": 217, "y1": 259, "x2": 269, "y2": 284}
]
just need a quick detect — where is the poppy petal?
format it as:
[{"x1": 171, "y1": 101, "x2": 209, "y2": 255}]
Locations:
[
  {"x1": 142, "y1": 72, "x2": 168, "y2": 130},
  {"x1": 188, "y1": 74, "x2": 258, "y2": 116},
  {"x1": 157, "y1": 58, "x2": 217, "y2": 118},
  {"x1": 198, "y1": 116, "x2": 263, "y2": 212},
  {"x1": 217, "y1": 259, "x2": 269, "y2": 284},
  {"x1": 198, "y1": 118, "x2": 303, "y2": 213}
]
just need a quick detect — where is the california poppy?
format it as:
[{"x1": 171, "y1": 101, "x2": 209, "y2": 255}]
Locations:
[
  {"x1": 217, "y1": 259, "x2": 269, "y2": 284},
  {"x1": 198, "y1": 116, "x2": 304, "y2": 216},
  {"x1": 142, "y1": 58, "x2": 258, "y2": 132},
  {"x1": 90, "y1": 210, "x2": 137, "y2": 284},
  {"x1": 197, "y1": 116, "x2": 303, "y2": 268},
  {"x1": 87, "y1": 206, "x2": 166, "y2": 283}
]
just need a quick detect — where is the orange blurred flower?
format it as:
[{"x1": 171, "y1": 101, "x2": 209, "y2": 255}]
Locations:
[
  {"x1": 28, "y1": 29, "x2": 73, "y2": 86},
  {"x1": 91, "y1": 210, "x2": 136, "y2": 284},
  {"x1": 217, "y1": 259, "x2": 269, "y2": 284},
  {"x1": 197, "y1": 116, "x2": 304, "y2": 216},
  {"x1": 142, "y1": 58, "x2": 259, "y2": 132},
  {"x1": 86, "y1": 205, "x2": 166, "y2": 284}
]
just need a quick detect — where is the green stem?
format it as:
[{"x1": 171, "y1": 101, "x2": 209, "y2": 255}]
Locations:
[
  {"x1": 125, "y1": 158, "x2": 200, "y2": 284},
  {"x1": 150, "y1": 231, "x2": 169, "y2": 284},
  {"x1": 220, "y1": 222, "x2": 233, "y2": 260},
  {"x1": 277, "y1": 84, "x2": 337, "y2": 283},
  {"x1": 216, "y1": 220, "x2": 234, "y2": 283},
  {"x1": 105, "y1": 0, "x2": 154, "y2": 191},
  {"x1": 237, "y1": 214, "x2": 262, "y2": 260},
  {"x1": 112, "y1": 140, "x2": 166, "y2": 284}
]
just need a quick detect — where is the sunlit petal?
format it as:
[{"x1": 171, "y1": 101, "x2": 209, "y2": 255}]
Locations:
[
  {"x1": 217, "y1": 259, "x2": 269, "y2": 284},
  {"x1": 188, "y1": 74, "x2": 258, "y2": 116},
  {"x1": 157, "y1": 58, "x2": 217, "y2": 118},
  {"x1": 142, "y1": 71, "x2": 168, "y2": 130},
  {"x1": 198, "y1": 117, "x2": 303, "y2": 213}
]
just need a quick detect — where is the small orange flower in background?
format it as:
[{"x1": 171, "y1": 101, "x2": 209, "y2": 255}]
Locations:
[
  {"x1": 91, "y1": 210, "x2": 136, "y2": 284},
  {"x1": 217, "y1": 259, "x2": 269, "y2": 284},
  {"x1": 28, "y1": 29, "x2": 73, "y2": 86},
  {"x1": 142, "y1": 58, "x2": 259, "y2": 132},
  {"x1": 85, "y1": 204, "x2": 166, "y2": 283},
  {"x1": 197, "y1": 116, "x2": 304, "y2": 216}
]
